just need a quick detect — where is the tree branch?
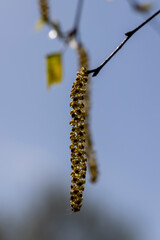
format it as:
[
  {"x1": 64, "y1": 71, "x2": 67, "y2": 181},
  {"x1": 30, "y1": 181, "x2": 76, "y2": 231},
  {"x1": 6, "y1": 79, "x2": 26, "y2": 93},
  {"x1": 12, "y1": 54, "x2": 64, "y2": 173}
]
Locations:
[
  {"x1": 127, "y1": 0, "x2": 160, "y2": 36},
  {"x1": 74, "y1": 0, "x2": 84, "y2": 34},
  {"x1": 67, "y1": 0, "x2": 84, "y2": 41},
  {"x1": 87, "y1": 9, "x2": 160, "y2": 77}
]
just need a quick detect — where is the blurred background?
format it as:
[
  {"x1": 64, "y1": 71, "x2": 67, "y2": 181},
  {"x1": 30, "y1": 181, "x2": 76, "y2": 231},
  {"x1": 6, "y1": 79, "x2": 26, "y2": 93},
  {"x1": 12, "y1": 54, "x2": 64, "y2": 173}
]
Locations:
[{"x1": 0, "y1": 0, "x2": 160, "y2": 239}]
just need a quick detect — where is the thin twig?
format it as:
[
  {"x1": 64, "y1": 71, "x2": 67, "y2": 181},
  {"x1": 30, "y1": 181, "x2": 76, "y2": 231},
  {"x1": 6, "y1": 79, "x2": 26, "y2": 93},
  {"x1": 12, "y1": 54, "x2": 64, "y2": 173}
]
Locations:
[
  {"x1": 127, "y1": 0, "x2": 160, "y2": 36},
  {"x1": 74, "y1": 0, "x2": 84, "y2": 34},
  {"x1": 67, "y1": 0, "x2": 84, "y2": 40},
  {"x1": 87, "y1": 9, "x2": 160, "y2": 77}
]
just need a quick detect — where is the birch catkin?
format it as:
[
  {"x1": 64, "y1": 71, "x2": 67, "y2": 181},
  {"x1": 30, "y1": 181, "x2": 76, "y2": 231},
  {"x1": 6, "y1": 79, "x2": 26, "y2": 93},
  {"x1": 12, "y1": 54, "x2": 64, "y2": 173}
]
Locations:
[
  {"x1": 77, "y1": 44, "x2": 98, "y2": 183},
  {"x1": 39, "y1": 0, "x2": 49, "y2": 22},
  {"x1": 70, "y1": 67, "x2": 88, "y2": 212}
]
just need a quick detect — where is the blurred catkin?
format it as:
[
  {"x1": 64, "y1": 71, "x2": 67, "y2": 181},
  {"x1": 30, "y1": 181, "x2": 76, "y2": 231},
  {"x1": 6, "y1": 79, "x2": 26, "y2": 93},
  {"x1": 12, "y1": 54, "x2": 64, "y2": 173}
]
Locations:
[
  {"x1": 77, "y1": 44, "x2": 98, "y2": 183},
  {"x1": 39, "y1": 0, "x2": 49, "y2": 22}
]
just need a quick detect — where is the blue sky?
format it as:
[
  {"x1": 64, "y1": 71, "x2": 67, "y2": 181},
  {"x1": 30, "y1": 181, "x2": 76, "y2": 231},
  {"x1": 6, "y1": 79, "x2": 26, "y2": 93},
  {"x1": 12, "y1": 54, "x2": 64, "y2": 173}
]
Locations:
[{"x1": 0, "y1": 0, "x2": 160, "y2": 239}]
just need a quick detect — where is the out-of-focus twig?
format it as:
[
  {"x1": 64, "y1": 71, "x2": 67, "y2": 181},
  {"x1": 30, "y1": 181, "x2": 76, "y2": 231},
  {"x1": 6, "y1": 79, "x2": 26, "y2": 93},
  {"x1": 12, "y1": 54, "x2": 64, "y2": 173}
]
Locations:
[
  {"x1": 74, "y1": 0, "x2": 84, "y2": 37},
  {"x1": 67, "y1": 0, "x2": 84, "y2": 42},
  {"x1": 39, "y1": 0, "x2": 85, "y2": 43},
  {"x1": 38, "y1": 0, "x2": 65, "y2": 39}
]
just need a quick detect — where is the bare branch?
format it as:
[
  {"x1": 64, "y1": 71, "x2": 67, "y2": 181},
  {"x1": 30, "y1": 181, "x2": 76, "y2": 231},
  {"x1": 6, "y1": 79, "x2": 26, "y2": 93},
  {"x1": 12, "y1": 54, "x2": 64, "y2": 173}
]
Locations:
[
  {"x1": 74, "y1": 0, "x2": 84, "y2": 34},
  {"x1": 67, "y1": 0, "x2": 84, "y2": 41},
  {"x1": 87, "y1": 9, "x2": 160, "y2": 77}
]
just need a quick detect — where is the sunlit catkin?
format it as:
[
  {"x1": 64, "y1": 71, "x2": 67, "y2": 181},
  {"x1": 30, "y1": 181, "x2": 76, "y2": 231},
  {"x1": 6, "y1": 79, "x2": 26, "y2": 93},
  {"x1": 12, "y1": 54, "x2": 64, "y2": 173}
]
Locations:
[
  {"x1": 39, "y1": 0, "x2": 49, "y2": 22},
  {"x1": 70, "y1": 67, "x2": 88, "y2": 212},
  {"x1": 77, "y1": 44, "x2": 98, "y2": 183}
]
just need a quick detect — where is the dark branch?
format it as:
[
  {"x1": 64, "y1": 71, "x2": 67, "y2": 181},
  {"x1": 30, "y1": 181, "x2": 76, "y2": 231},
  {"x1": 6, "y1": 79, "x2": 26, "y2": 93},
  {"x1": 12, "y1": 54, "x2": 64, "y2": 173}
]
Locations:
[
  {"x1": 127, "y1": 0, "x2": 160, "y2": 36},
  {"x1": 67, "y1": 0, "x2": 84, "y2": 41},
  {"x1": 74, "y1": 0, "x2": 84, "y2": 36},
  {"x1": 87, "y1": 9, "x2": 160, "y2": 77}
]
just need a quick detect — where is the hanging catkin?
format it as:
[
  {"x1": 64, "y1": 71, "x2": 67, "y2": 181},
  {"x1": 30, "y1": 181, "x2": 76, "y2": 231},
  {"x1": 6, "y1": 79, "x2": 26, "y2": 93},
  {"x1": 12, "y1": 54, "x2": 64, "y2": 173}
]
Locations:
[
  {"x1": 70, "y1": 67, "x2": 88, "y2": 212},
  {"x1": 39, "y1": 0, "x2": 49, "y2": 22},
  {"x1": 77, "y1": 44, "x2": 98, "y2": 183}
]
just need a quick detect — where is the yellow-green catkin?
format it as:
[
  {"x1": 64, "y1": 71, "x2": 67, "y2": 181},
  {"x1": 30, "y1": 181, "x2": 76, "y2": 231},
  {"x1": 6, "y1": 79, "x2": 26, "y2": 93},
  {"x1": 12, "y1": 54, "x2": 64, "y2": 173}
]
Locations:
[
  {"x1": 77, "y1": 44, "x2": 98, "y2": 183},
  {"x1": 70, "y1": 67, "x2": 88, "y2": 212},
  {"x1": 39, "y1": 0, "x2": 49, "y2": 22}
]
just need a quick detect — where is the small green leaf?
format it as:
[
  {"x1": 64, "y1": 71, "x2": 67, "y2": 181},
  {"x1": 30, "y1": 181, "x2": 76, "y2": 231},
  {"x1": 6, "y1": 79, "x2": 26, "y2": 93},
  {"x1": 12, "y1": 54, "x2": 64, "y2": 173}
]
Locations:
[{"x1": 46, "y1": 53, "x2": 63, "y2": 87}]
